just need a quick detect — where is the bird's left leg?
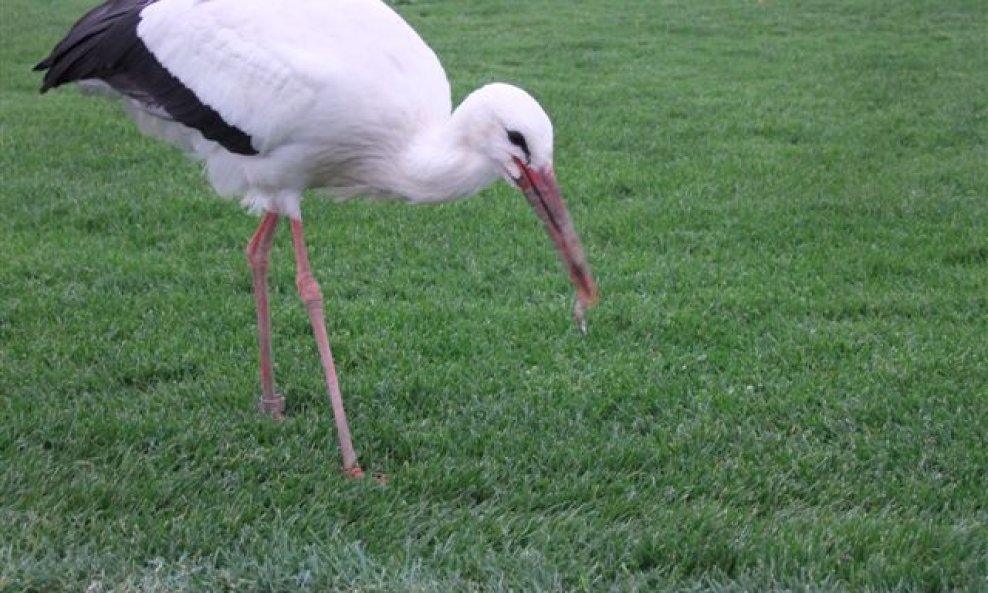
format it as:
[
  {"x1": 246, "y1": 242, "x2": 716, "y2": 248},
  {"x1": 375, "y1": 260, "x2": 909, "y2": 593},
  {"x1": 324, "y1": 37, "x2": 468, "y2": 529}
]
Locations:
[
  {"x1": 289, "y1": 217, "x2": 363, "y2": 478},
  {"x1": 246, "y1": 212, "x2": 283, "y2": 420}
]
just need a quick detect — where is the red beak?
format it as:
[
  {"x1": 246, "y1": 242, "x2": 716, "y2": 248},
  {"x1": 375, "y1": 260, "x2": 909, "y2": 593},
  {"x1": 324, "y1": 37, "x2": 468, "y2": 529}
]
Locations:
[{"x1": 513, "y1": 158, "x2": 598, "y2": 329}]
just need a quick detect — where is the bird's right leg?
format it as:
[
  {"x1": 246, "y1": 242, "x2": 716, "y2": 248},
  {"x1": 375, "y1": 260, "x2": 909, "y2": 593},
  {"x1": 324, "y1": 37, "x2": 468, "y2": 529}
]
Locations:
[
  {"x1": 289, "y1": 217, "x2": 363, "y2": 478},
  {"x1": 246, "y1": 212, "x2": 284, "y2": 420}
]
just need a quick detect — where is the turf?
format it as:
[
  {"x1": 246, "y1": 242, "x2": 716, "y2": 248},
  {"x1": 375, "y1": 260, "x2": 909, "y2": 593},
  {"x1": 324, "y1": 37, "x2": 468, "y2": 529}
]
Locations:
[{"x1": 2, "y1": 0, "x2": 987, "y2": 591}]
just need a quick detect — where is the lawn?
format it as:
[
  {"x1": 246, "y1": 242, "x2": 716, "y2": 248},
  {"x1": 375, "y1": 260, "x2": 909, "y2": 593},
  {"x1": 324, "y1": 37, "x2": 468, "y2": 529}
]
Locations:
[{"x1": 2, "y1": 0, "x2": 986, "y2": 591}]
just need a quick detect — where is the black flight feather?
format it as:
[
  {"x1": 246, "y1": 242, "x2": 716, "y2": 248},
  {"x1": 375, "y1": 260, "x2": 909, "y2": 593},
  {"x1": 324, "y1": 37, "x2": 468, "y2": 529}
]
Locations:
[{"x1": 35, "y1": 0, "x2": 258, "y2": 156}]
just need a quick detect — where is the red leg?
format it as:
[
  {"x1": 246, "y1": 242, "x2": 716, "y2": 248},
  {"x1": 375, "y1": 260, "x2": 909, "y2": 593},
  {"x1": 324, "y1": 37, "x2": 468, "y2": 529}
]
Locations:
[
  {"x1": 289, "y1": 218, "x2": 363, "y2": 478},
  {"x1": 246, "y1": 212, "x2": 284, "y2": 420}
]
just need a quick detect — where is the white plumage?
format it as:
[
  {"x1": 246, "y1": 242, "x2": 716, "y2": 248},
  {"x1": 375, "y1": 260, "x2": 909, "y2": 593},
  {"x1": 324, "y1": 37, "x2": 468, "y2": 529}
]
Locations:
[
  {"x1": 136, "y1": 0, "x2": 456, "y2": 215},
  {"x1": 38, "y1": 0, "x2": 597, "y2": 478}
]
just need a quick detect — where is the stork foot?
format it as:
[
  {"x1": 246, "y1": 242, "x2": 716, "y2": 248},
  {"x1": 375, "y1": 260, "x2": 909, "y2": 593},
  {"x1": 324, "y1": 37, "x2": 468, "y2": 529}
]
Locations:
[
  {"x1": 341, "y1": 466, "x2": 388, "y2": 484},
  {"x1": 258, "y1": 393, "x2": 286, "y2": 421},
  {"x1": 343, "y1": 465, "x2": 365, "y2": 480}
]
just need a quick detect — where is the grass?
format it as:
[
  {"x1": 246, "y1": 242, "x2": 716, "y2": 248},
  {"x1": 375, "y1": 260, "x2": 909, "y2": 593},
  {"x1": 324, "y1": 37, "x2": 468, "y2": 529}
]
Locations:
[{"x1": 2, "y1": 0, "x2": 987, "y2": 590}]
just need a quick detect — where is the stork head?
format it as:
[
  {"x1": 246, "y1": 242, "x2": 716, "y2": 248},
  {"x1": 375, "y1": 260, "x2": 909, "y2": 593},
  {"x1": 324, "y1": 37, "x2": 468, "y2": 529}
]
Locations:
[{"x1": 458, "y1": 83, "x2": 598, "y2": 330}]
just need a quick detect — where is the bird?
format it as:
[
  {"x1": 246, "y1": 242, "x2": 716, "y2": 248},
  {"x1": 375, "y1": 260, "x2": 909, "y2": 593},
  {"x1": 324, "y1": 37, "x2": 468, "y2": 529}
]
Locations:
[{"x1": 36, "y1": 0, "x2": 598, "y2": 479}]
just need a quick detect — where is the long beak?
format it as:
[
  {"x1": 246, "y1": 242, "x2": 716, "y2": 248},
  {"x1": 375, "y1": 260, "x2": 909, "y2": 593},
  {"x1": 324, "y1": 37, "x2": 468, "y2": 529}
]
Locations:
[{"x1": 512, "y1": 158, "x2": 598, "y2": 330}]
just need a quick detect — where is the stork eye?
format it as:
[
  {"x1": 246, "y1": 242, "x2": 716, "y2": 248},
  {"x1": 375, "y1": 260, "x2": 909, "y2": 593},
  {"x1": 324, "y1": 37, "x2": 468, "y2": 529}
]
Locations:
[{"x1": 506, "y1": 129, "x2": 531, "y2": 161}]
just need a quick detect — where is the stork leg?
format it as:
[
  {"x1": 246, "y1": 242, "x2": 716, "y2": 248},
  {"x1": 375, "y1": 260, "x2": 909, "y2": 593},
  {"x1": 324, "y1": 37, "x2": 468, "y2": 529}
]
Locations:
[
  {"x1": 290, "y1": 218, "x2": 363, "y2": 478},
  {"x1": 247, "y1": 212, "x2": 284, "y2": 420}
]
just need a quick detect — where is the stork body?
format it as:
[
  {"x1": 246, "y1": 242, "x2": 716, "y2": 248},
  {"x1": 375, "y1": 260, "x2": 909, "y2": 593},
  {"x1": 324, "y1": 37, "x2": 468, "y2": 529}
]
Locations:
[{"x1": 37, "y1": 0, "x2": 597, "y2": 477}]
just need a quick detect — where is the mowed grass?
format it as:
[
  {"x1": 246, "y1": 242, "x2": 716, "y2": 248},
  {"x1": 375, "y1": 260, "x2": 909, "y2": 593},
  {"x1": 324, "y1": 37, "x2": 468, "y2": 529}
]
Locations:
[{"x1": 2, "y1": 0, "x2": 987, "y2": 590}]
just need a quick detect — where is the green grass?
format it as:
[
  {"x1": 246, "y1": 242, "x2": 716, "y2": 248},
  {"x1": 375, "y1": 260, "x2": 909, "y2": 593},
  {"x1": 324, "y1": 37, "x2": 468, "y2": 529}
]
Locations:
[{"x1": 2, "y1": 0, "x2": 987, "y2": 590}]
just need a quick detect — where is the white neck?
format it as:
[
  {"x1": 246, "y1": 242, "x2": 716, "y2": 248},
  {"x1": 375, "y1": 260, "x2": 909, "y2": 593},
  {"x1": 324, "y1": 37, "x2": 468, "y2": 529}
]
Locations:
[{"x1": 386, "y1": 96, "x2": 501, "y2": 204}]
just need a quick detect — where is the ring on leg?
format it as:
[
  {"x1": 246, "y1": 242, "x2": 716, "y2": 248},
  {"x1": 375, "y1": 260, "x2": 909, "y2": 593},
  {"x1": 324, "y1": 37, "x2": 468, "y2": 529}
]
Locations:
[{"x1": 258, "y1": 392, "x2": 286, "y2": 421}]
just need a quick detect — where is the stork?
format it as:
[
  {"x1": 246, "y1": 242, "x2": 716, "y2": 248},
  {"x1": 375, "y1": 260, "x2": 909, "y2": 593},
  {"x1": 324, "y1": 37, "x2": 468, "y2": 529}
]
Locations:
[{"x1": 36, "y1": 0, "x2": 598, "y2": 478}]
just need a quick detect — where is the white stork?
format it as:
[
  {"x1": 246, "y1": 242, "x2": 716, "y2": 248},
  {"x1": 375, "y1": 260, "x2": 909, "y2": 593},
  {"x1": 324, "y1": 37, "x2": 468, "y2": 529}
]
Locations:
[{"x1": 36, "y1": 0, "x2": 598, "y2": 478}]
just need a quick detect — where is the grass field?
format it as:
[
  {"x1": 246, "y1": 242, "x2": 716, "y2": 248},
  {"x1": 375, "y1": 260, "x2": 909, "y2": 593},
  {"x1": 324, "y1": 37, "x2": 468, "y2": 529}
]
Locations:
[{"x1": 2, "y1": 0, "x2": 987, "y2": 590}]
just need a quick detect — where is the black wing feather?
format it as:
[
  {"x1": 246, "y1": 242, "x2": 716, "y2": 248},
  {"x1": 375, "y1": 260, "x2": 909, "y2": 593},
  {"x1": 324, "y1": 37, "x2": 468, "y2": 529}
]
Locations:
[{"x1": 36, "y1": 0, "x2": 258, "y2": 156}]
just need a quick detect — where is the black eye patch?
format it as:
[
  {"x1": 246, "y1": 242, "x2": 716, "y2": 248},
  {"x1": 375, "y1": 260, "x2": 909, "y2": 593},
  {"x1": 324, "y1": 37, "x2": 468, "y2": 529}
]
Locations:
[{"x1": 506, "y1": 129, "x2": 531, "y2": 161}]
